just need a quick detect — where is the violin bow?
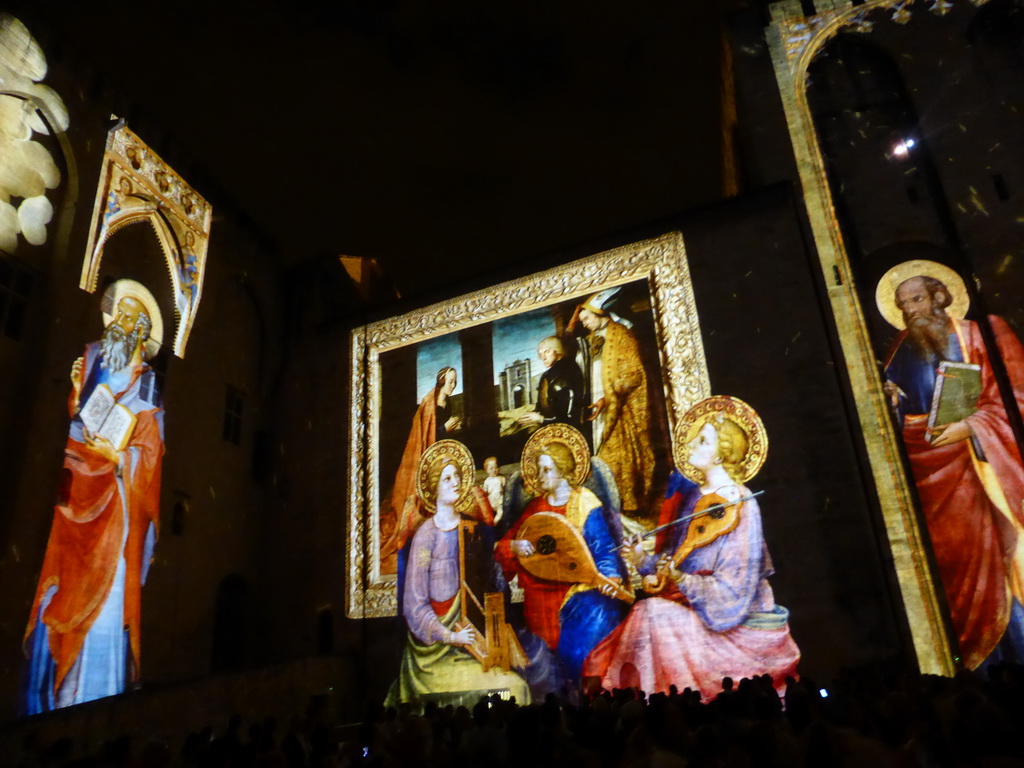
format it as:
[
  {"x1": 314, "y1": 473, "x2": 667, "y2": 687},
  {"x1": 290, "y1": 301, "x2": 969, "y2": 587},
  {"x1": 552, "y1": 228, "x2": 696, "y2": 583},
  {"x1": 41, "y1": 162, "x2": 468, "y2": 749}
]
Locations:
[{"x1": 636, "y1": 490, "x2": 765, "y2": 542}]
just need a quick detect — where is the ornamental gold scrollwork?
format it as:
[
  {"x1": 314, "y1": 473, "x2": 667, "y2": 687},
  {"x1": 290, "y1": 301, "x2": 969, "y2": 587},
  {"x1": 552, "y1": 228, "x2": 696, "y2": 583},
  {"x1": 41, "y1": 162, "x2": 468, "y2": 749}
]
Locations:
[
  {"x1": 772, "y1": 0, "x2": 990, "y2": 77},
  {"x1": 81, "y1": 124, "x2": 212, "y2": 358},
  {"x1": 346, "y1": 326, "x2": 372, "y2": 616}
]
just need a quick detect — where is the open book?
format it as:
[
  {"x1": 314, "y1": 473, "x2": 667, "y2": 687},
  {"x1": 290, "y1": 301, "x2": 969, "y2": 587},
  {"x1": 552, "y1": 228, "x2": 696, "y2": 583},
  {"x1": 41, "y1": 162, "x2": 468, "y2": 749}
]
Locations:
[
  {"x1": 80, "y1": 383, "x2": 137, "y2": 452},
  {"x1": 927, "y1": 361, "x2": 981, "y2": 443}
]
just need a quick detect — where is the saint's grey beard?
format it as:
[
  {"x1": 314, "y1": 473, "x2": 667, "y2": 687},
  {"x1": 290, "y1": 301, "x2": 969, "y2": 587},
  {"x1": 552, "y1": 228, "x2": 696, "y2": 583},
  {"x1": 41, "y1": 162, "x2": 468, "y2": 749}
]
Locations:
[
  {"x1": 100, "y1": 323, "x2": 138, "y2": 371},
  {"x1": 905, "y1": 309, "x2": 951, "y2": 360}
]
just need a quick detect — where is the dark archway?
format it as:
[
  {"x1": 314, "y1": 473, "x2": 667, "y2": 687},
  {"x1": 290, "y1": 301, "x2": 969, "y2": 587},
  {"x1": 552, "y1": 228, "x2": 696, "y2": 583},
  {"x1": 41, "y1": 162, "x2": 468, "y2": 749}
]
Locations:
[{"x1": 807, "y1": 35, "x2": 958, "y2": 268}]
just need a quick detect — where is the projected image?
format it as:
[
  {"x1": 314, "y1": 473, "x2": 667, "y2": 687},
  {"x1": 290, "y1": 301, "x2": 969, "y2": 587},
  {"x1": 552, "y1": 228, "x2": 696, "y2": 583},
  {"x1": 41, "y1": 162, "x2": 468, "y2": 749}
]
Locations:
[
  {"x1": 354, "y1": 233, "x2": 800, "y2": 703},
  {"x1": 385, "y1": 399, "x2": 799, "y2": 705},
  {"x1": 386, "y1": 440, "x2": 531, "y2": 706},
  {"x1": 874, "y1": 259, "x2": 1024, "y2": 669},
  {"x1": 584, "y1": 396, "x2": 800, "y2": 701},
  {"x1": 22, "y1": 280, "x2": 165, "y2": 714},
  {"x1": 377, "y1": 340, "x2": 465, "y2": 575},
  {"x1": 84, "y1": 124, "x2": 211, "y2": 358},
  {"x1": 377, "y1": 281, "x2": 670, "y2": 575}
]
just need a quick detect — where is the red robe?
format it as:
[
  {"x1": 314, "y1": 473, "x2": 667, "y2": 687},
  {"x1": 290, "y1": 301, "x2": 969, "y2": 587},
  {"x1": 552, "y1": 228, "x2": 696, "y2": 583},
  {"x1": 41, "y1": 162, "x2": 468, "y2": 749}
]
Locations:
[
  {"x1": 379, "y1": 390, "x2": 491, "y2": 572},
  {"x1": 24, "y1": 344, "x2": 163, "y2": 694},
  {"x1": 886, "y1": 317, "x2": 1024, "y2": 668},
  {"x1": 380, "y1": 387, "x2": 439, "y2": 572},
  {"x1": 495, "y1": 497, "x2": 574, "y2": 650}
]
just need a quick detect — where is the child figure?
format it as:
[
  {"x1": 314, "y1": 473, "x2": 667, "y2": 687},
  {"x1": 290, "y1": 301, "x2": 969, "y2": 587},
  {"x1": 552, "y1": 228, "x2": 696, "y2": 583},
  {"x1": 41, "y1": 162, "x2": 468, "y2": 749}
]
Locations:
[{"x1": 481, "y1": 456, "x2": 506, "y2": 523}]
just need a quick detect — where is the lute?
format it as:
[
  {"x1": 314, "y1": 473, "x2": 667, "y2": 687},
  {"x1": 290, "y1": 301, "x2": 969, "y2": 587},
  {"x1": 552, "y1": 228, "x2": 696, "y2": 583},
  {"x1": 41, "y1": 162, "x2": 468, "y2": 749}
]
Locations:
[{"x1": 515, "y1": 512, "x2": 634, "y2": 604}]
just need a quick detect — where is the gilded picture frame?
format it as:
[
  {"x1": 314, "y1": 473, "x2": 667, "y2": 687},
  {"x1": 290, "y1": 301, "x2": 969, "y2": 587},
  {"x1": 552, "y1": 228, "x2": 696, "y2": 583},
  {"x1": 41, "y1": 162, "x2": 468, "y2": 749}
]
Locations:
[{"x1": 346, "y1": 231, "x2": 710, "y2": 618}]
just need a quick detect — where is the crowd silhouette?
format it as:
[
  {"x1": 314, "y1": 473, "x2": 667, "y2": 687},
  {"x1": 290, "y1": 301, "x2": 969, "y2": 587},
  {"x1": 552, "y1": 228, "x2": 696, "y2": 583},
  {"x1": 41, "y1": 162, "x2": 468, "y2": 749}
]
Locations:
[{"x1": 12, "y1": 661, "x2": 1024, "y2": 767}]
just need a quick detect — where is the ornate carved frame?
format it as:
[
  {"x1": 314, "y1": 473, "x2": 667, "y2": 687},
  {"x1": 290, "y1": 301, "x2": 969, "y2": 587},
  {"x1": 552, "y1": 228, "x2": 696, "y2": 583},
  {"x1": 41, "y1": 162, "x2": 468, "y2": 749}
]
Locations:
[
  {"x1": 346, "y1": 231, "x2": 710, "y2": 618},
  {"x1": 81, "y1": 124, "x2": 211, "y2": 358},
  {"x1": 765, "y1": 0, "x2": 991, "y2": 675}
]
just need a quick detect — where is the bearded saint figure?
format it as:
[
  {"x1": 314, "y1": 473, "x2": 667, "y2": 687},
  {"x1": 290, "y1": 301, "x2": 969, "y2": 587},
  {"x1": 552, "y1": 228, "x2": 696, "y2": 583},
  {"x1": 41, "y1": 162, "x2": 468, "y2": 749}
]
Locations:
[
  {"x1": 23, "y1": 281, "x2": 165, "y2": 713},
  {"x1": 880, "y1": 261, "x2": 1024, "y2": 668}
]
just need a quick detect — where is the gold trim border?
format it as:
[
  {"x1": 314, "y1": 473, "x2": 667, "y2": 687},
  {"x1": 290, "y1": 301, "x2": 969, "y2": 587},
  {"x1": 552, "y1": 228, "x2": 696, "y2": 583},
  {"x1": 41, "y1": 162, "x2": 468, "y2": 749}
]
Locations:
[
  {"x1": 766, "y1": 0, "x2": 971, "y2": 675},
  {"x1": 346, "y1": 231, "x2": 711, "y2": 618},
  {"x1": 80, "y1": 124, "x2": 212, "y2": 358}
]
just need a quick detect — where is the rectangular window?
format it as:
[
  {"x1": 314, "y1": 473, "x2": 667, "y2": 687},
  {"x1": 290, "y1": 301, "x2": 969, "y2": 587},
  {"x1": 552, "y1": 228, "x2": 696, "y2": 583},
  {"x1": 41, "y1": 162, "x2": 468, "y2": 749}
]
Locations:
[{"x1": 223, "y1": 386, "x2": 244, "y2": 445}]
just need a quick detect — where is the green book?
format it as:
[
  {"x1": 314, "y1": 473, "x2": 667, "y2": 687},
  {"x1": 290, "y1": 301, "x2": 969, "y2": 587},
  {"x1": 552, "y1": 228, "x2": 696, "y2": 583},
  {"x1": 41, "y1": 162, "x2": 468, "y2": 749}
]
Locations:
[{"x1": 927, "y1": 362, "x2": 981, "y2": 442}]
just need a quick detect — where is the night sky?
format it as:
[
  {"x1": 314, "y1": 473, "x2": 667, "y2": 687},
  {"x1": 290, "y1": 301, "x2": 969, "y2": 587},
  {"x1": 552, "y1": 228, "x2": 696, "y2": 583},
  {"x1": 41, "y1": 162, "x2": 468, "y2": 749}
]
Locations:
[{"x1": 14, "y1": 0, "x2": 735, "y2": 299}]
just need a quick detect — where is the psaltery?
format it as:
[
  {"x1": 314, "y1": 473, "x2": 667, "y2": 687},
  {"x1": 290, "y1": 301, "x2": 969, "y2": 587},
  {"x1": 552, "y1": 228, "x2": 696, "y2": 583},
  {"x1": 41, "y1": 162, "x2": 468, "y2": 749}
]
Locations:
[{"x1": 457, "y1": 519, "x2": 527, "y2": 671}]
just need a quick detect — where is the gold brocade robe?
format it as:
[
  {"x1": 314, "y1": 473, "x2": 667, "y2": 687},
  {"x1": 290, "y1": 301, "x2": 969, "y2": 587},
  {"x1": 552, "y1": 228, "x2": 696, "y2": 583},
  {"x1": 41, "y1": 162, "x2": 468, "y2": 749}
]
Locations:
[{"x1": 594, "y1": 321, "x2": 654, "y2": 511}]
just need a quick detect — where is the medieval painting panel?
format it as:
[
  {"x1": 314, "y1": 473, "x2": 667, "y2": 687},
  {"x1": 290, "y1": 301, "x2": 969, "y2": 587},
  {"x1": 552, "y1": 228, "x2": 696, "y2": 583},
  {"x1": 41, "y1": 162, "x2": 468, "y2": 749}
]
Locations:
[
  {"x1": 769, "y1": 0, "x2": 1024, "y2": 672},
  {"x1": 348, "y1": 231, "x2": 803, "y2": 704},
  {"x1": 871, "y1": 259, "x2": 1024, "y2": 670},
  {"x1": 21, "y1": 124, "x2": 211, "y2": 714}
]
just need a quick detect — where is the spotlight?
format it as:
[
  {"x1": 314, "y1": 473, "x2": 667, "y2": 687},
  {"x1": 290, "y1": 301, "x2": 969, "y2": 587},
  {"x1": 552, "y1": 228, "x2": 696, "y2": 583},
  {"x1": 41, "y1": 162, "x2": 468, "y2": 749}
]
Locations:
[{"x1": 889, "y1": 136, "x2": 915, "y2": 160}]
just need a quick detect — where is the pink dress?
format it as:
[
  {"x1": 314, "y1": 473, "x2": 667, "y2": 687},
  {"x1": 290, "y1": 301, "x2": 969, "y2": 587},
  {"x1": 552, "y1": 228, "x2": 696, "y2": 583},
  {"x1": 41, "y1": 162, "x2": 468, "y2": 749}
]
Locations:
[{"x1": 583, "y1": 475, "x2": 799, "y2": 700}]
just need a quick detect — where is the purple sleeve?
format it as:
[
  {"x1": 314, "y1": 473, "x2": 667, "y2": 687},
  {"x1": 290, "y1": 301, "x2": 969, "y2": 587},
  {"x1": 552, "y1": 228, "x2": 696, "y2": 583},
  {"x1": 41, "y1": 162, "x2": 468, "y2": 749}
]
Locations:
[{"x1": 402, "y1": 523, "x2": 450, "y2": 645}]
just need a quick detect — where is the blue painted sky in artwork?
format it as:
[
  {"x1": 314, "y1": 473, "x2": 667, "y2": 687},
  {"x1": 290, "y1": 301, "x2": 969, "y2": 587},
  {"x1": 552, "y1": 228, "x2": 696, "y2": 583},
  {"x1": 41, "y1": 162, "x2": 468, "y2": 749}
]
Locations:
[
  {"x1": 492, "y1": 309, "x2": 557, "y2": 385},
  {"x1": 416, "y1": 336, "x2": 463, "y2": 401}
]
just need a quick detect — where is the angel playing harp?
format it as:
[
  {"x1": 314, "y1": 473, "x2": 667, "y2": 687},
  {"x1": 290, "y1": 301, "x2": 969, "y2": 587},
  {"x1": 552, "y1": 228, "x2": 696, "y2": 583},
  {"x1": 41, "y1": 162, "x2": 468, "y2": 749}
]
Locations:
[
  {"x1": 385, "y1": 440, "x2": 530, "y2": 707},
  {"x1": 583, "y1": 396, "x2": 800, "y2": 701},
  {"x1": 494, "y1": 424, "x2": 631, "y2": 683}
]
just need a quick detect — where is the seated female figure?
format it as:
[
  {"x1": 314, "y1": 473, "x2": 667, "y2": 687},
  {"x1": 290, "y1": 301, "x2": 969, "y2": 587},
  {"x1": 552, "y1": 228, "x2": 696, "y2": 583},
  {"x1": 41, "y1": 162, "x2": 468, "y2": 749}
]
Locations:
[
  {"x1": 387, "y1": 440, "x2": 529, "y2": 707},
  {"x1": 583, "y1": 397, "x2": 799, "y2": 701}
]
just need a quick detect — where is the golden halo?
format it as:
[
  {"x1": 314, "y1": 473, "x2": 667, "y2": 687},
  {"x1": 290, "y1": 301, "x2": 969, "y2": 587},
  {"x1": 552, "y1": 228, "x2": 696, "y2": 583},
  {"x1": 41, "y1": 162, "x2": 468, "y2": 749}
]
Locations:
[
  {"x1": 415, "y1": 440, "x2": 476, "y2": 514},
  {"x1": 676, "y1": 396, "x2": 768, "y2": 484},
  {"x1": 101, "y1": 279, "x2": 164, "y2": 359},
  {"x1": 875, "y1": 260, "x2": 969, "y2": 330},
  {"x1": 521, "y1": 423, "x2": 591, "y2": 497}
]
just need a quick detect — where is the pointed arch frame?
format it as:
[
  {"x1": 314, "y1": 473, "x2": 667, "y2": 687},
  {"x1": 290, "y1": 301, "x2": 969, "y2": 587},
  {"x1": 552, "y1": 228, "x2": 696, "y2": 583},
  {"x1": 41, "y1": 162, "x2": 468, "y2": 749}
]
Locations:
[
  {"x1": 81, "y1": 124, "x2": 212, "y2": 358},
  {"x1": 765, "y1": 0, "x2": 997, "y2": 676}
]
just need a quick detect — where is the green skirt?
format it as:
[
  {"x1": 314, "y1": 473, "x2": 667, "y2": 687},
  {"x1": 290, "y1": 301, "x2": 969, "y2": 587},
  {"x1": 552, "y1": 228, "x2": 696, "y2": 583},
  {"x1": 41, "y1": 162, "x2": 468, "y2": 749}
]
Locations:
[{"x1": 385, "y1": 594, "x2": 531, "y2": 709}]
